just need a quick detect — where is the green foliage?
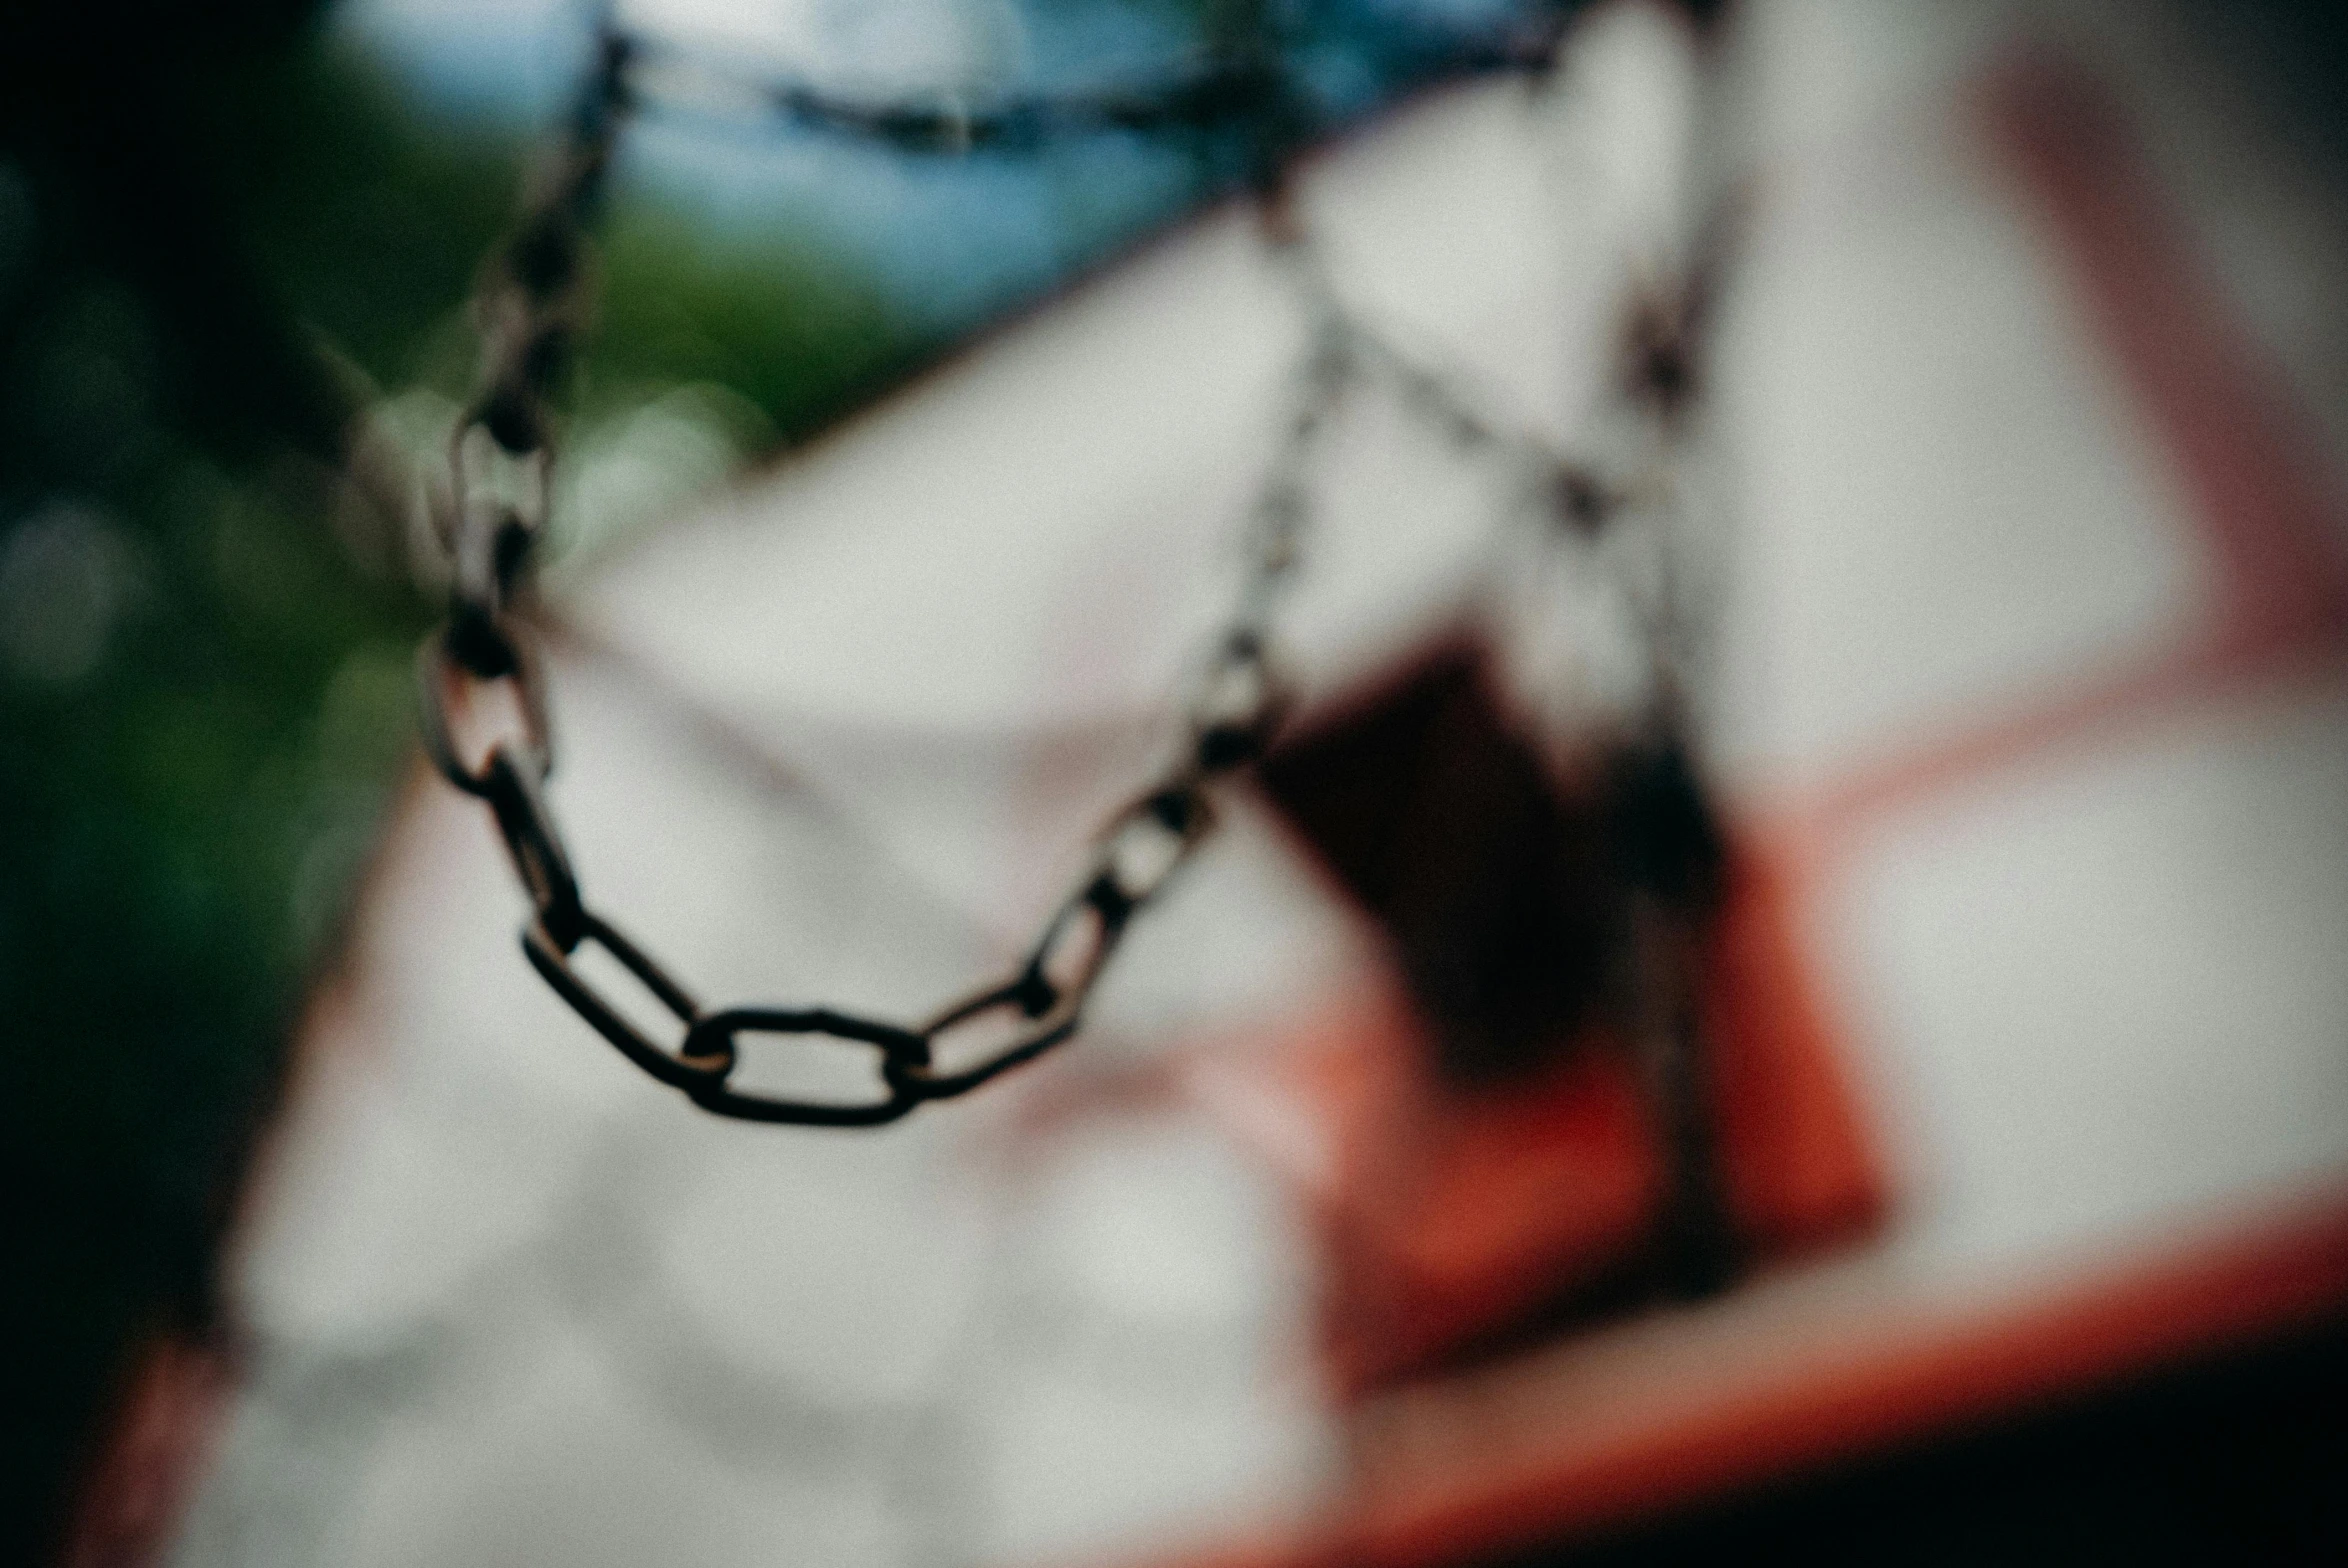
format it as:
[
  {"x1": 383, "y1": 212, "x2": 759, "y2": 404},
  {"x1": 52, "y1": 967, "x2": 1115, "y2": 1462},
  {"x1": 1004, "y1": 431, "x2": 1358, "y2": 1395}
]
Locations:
[
  {"x1": 594, "y1": 208, "x2": 909, "y2": 444},
  {"x1": 202, "y1": 38, "x2": 916, "y2": 436}
]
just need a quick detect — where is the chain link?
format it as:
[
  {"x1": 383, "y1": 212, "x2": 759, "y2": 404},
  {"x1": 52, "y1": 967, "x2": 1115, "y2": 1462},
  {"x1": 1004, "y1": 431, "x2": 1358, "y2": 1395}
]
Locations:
[{"x1": 417, "y1": 9, "x2": 1629, "y2": 1127}]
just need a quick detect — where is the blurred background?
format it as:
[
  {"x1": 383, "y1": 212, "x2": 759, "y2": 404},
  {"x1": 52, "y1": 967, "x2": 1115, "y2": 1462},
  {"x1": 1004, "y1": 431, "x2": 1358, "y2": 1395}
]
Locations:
[{"x1": 4, "y1": 1, "x2": 2346, "y2": 1565}]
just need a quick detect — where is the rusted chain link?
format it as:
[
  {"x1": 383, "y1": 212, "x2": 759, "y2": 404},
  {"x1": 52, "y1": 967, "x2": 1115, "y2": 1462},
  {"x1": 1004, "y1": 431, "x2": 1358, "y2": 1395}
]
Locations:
[{"x1": 419, "y1": 9, "x2": 1619, "y2": 1126}]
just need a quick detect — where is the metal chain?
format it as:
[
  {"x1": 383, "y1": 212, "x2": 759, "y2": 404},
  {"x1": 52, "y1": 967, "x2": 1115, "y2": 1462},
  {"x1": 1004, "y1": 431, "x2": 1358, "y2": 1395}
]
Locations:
[
  {"x1": 417, "y1": 9, "x2": 1627, "y2": 1127},
  {"x1": 415, "y1": 21, "x2": 627, "y2": 938},
  {"x1": 414, "y1": 16, "x2": 1358, "y2": 1126}
]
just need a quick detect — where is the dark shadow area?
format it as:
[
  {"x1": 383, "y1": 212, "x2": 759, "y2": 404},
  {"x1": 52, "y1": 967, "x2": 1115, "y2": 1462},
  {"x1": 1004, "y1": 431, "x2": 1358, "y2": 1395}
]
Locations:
[{"x1": 1483, "y1": 1317, "x2": 2348, "y2": 1568}]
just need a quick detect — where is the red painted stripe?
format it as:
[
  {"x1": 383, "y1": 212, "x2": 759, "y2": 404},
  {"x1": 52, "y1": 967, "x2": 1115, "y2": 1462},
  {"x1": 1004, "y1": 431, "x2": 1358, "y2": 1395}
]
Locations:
[
  {"x1": 1782, "y1": 53, "x2": 2348, "y2": 854},
  {"x1": 1097, "y1": 1197, "x2": 2348, "y2": 1568}
]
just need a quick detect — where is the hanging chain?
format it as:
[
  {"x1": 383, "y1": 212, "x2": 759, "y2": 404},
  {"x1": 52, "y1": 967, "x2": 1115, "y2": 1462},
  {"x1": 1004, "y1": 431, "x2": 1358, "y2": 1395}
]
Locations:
[
  {"x1": 416, "y1": 8, "x2": 1636, "y2": 1127},
  {"x1": 414, "y1": 17, "x2": 1389, "y2": 1126}
]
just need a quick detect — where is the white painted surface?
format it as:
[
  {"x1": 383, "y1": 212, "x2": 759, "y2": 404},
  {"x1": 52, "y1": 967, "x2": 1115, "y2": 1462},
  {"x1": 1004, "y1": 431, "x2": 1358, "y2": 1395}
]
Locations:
[{"x1": 1827, "y1": 679, "x2": 2348, "y2": 1269}]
